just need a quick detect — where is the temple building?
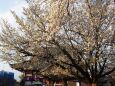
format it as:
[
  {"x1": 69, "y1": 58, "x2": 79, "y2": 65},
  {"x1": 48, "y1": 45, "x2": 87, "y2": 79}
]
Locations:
[{"x1": 10, "y1": 57, "x2": 80, "y2": 86}]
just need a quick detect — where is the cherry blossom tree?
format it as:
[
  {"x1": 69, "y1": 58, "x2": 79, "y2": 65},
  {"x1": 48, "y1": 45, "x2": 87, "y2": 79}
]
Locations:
[{"x1": 0, "y1": 0, "x2": 115, "y2": 86}]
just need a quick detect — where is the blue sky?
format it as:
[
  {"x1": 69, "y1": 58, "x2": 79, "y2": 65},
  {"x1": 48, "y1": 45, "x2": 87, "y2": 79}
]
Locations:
[
  {"x1": 0, "y1": 0, "x2": 23, "y2": 13},
  {"x1": 0, "y1": 0, "x2": 27, "y2": 25},
  {"x1": 0, "y1": 0, "x2": 27, "y2": 81}
]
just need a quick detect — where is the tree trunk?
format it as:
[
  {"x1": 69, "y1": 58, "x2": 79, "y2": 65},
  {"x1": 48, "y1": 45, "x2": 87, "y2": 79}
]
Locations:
[
  {"x1": 86, "y1": 83, "x2": 96, "y2": 86},
  {"x1": 64, "y1": 80, "x2": 68, "y2": 86},
  {"x1": 92, "y1": 83, "x2": 96, "y2": 86}
]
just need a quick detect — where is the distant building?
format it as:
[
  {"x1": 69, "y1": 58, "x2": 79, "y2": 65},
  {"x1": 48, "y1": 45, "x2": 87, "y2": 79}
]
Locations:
[{"x1": 0, "y1": 71, "x2": 14, "y2": 86}]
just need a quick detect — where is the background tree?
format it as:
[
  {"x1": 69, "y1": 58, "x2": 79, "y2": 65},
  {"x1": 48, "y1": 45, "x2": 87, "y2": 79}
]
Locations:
[{"x1": 0, "y1": 0, "x2": 115, "y2": 86}]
